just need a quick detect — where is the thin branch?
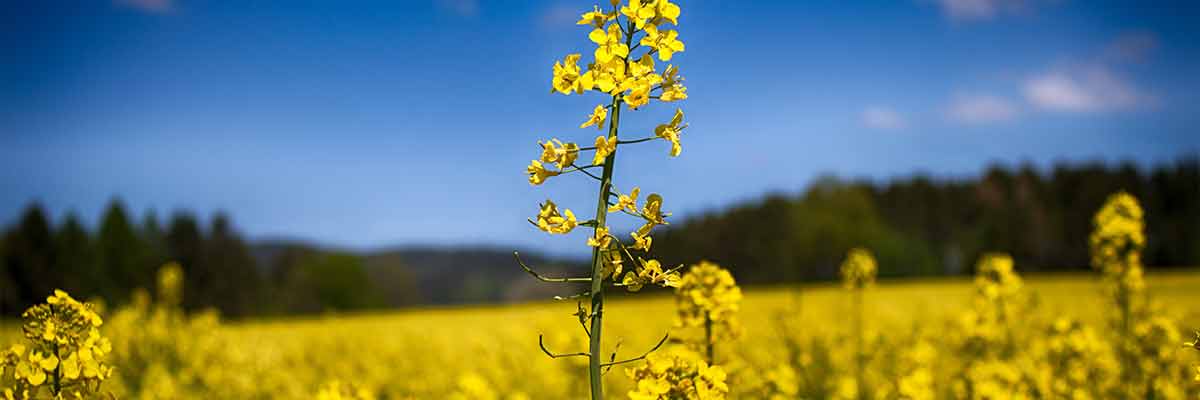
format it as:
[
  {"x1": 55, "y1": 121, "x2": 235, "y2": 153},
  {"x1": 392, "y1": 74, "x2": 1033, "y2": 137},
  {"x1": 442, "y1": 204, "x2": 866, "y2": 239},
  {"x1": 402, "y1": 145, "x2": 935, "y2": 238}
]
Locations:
[
  {"x1": 569, "y1": 162, "x2": 605, "y2": 181},
  {"x1": 539, "y1": 334, "x2": 590, "y2": 359},
  {"x1": 616, "y1": 137, "x2": 658, "y2": 145},
  {"x1": 602, "y1": 339, "x2": 625, "y2": 375},
  {"x1": 600, "y1": 333, "x2": 669, "y2": 367},
  {"x1": 515, "y1": 251, "x2": 592, "y2": 283},
  {"x1": 553, "y1": 291, "x2": 592, "y2": 301}
]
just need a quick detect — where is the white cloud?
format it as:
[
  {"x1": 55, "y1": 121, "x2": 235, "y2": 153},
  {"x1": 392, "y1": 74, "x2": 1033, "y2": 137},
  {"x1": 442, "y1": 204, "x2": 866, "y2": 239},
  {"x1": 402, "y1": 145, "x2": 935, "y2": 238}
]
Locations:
[
  {"x1": 540, "y1": 3, "x2": 579, "y2": 30},
  {"x1": 946, "y1": 94, "x2": 1018, "y2": 124},
  {"x1": 436, "y1": 0, "x2": 479, "y2": 17},
  {"x1": 114, "y1": 0, "x2": 173, "y2": 14},
  {"x1": 1022, "y1": 66, "x2": 1148, "y2": 112},
  {"x1": 932, "y1": 0, "x2": 1046, "y2": 22},
  {"x1": 861, "y1": 106, "x2": 907, "y2": 130}
]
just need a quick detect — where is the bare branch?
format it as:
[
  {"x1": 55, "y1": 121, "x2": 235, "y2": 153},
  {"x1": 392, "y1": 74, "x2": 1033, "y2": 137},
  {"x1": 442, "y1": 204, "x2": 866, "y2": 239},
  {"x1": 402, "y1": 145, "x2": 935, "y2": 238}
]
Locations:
[
  {"x1": 539, "y1": 334, "x2": 590, "y2": 359},
  {"x1": 553, "y1": 292, "x2": 592, "y2": 301},
  {"x1": 515, "y1": 251, "x2": 592, "y2": 283},
  {"x1": 600, "y1": 333, "x2": 669, "y2": 367}
]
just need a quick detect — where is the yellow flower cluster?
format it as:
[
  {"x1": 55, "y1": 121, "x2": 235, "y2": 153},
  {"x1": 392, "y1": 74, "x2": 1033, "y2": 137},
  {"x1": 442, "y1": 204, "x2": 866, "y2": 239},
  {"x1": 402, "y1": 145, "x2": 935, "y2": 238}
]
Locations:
[
  {"x1": 625, "y1": 348, "x2": 728, "y2": 400},
  {"x1": 534, "y1": 200, "x2": 577, "y2": 235},
  {"x1": 0, "y1": 290, "x2": 113, "y2": 399},
  {"x1": 674, "y1": 261, "x2": 743, "y2": 342},
  {"x1": 974, "y1": 253, "x2": 1022, "y2": 302},
  {"x1": 1089, "y1": 191, "x2": 1147, "y2": 298},
  {"x1": 621, "y1": 258, "x2": 681, "y2": 291},
  {"x1": 839, "y1": 247, "x2": 877, "y2": 289},
  {"x1": 1037, "y1": 318, "x2": 1120, "y2": 398},
  {"x1": 972, "y1": 252, "x2": 1027, "y2": 328}
]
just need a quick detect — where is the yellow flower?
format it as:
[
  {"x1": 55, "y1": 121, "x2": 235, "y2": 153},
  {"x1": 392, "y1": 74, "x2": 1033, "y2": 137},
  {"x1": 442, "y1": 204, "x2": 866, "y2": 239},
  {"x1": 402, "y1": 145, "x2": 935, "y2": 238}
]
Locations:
[
  {"x1": 626, "y1": 348, "x2": 728, "y2": 400},
  {"x1": 601, "y1": 248, "x2": 624, "y2": 280},
  {"x1": 587, "y1": 58, "x2": 627, "y2": 94},
  {"x1": 576, "y1": 5, "x2": 613, "y2": 29},
  {"x1": 539, "y1": 138, "x2": 580, "y2": 170},
  {"x1": 580, "y1": 104, "x2": 608, "y2": 130},
  {"x1": 593, "y1": 135, "x2": 618, "y2": 165},
  {"x1": 551, "y1": 53, "x2": 591, "y2": 94},
  {"x1": 640, "y1": 24, "x2": 685, "y2": 61},
  {"x1": 526, "y1": 160, "x2": 561, "y2": 186},
  {"x1": 624, "y1": 79, "x2": 654, "y2": 109},
  {"x1": 626, "y1": 53, "x2": 659, "y2": 81},
  {"x1": 622, "y1": 258, "x2": 680, "y2": 292},
  {"x1": 15, "y1": 358, "x2": 45, "y2": 386},
  {"x1": 630, "y1": 229, "x2": 653, "y2": 252},
  {"x1": 589, "y1": 23, "x2": 629, "y2": 63},
  {"x1": 620, "y1": 0, "x2": 657, "y2": 29},
  {"x1": 61, "y1": 352, "x2": 80, "y2": 380},
  {"x1": 642, "y1": 193, "x2": 668, "y2": 226},
  {"x1": 655, "y1": 0, "x2": 681, "y2": 25},
  {"x1": 654, "y1": 109, "x2": 685, "y2": 157},
  {"x1": 535, "y1": 200, "x2": 577, "y2": 235},
  {"x1": 660, "y1": 65, "x2": 687, "y2": 102},
  {"x1": 608, "y1": 186, "x2": 640, "y2": 214},
  {"x1": 588, "y1": 226, "x2": 613, "y2": 248}
]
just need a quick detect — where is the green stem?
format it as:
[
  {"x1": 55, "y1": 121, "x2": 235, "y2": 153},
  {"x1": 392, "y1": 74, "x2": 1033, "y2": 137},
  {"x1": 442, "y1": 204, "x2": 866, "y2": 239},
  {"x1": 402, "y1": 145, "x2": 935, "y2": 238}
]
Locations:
[
  {"x1": 586, "y1": 17, "x2": 636, "y2": 400},
  {"x1": 587, "y1": 90, "x2": 622, "y2": 400},
  {"x1": 704, "y1": 311, "x2": 714, "y2": 365}
]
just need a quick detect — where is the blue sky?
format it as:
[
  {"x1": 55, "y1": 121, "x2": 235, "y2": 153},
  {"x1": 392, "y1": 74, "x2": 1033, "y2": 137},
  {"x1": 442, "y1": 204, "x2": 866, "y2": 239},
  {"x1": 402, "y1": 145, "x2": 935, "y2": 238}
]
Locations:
[{"x1": 2, "y1": 0, "x2": 1198, "y2": 255}]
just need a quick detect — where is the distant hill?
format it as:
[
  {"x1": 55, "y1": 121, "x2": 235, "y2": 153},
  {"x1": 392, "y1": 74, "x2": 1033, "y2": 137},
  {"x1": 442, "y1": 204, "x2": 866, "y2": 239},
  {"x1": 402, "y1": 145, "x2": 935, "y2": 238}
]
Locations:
[{"x1": 251, "y1": 242, "x2": 590, "y2": 305}]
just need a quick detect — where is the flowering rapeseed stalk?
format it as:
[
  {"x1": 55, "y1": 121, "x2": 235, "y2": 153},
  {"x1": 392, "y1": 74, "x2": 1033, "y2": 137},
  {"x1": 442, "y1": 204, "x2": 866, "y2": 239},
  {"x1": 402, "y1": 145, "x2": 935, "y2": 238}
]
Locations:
[
  {"x1": 0, "y1": 290, "x2": 113, "y2": 400},
  {"x1": 838, "y1": 247, "x2": 875, "y2": 400},
  {"x1": 516, "y1": 0, "x2": 693, "y2": 398},
  {"x1": 674, "y1": 261, "x2": 742, "y2": 365},
  {"x1": 1089, "y1": 191, "x2": 1148, "y2": 391}
]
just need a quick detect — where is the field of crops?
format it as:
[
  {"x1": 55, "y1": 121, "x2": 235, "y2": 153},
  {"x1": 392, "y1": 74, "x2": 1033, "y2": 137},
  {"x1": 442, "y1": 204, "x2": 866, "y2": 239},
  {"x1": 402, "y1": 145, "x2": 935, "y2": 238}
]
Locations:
[{"x1": 3, "y1": 269, "x2": 1198, "y2": 399}]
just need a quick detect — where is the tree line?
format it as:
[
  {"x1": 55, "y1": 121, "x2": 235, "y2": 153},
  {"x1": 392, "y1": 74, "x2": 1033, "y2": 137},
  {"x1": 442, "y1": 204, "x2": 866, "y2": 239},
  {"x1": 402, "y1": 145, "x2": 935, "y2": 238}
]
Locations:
[
  {"x1": 651, "y1": 158, "x2": 1200, "y2": 284},
  {"x1": 0, "y1": 201, "x2": 402, "y2": 317}
]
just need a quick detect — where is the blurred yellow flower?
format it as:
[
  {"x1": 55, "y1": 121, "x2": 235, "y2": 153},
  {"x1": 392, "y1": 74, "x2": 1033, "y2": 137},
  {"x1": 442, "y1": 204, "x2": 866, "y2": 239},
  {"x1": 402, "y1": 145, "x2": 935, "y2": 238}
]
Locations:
[{"x1": 839, "y1": 247, "x2": 877, "y2": 289}]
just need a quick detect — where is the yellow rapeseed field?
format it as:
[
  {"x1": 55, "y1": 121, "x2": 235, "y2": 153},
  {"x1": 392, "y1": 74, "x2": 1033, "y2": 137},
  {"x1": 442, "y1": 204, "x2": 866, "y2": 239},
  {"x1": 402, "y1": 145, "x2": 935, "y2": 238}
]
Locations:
[{"x1": 2, "y1": 269, "x2": 1197, "y2": 399}]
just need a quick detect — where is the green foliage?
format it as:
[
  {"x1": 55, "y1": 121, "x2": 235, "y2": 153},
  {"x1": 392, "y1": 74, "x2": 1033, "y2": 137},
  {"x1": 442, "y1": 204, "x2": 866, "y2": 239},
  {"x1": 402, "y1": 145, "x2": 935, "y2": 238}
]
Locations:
[
  {"x1": 654, "y1": 159, "x2": 1200, "y2": 285},
  {"x1": 292, "y1": 252, "x2": 383, "y2": 312}
]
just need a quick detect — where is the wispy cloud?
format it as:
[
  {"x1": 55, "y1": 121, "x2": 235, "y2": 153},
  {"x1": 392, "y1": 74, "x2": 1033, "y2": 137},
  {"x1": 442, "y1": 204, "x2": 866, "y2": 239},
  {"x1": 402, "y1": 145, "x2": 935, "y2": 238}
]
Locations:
[
  {"x1": 1022, "y1": 66, "x2": 1148, "y2": 112},
  {"x1": 861, "y1": 106, "x2": 907, "y2": 130},
  {"x1": 930, "y1": 0, "x2": 1046, "y2": 22},
  {"x1": 114, "y1": 0, "x2": 173, "y2": 14},
  {"x1": 436, "y1": 0, "x2": 479, "y2": 17},
  {"x1": 540, "y1": 3, "x2": 580, "y2": 30},
  {"x1": 946, "y1": 94, "x2": 1019, "y2": 124}
]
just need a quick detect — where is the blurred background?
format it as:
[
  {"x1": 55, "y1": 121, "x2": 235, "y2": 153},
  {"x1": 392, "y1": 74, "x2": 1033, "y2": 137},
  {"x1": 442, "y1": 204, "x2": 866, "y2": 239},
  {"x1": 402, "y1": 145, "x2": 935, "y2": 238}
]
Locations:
[{"x1": 1, "y1": 0, "x2": 1198, "y2": 317}]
